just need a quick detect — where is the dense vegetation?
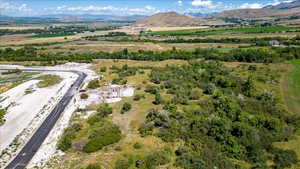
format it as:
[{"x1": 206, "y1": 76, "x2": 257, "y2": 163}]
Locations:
[
  {"x1": 135, "y1": 61, "x2": 299, "y2": 169},
  {"x1": 0, "y1": 25, "x2": 119, "y2": 37},
  {"x1": 57, "y1": 104, "x2": 122, "y2": 153},
  {"x1": 2, "y1": 46, "x2": 300, "y2": 64},
  {"x1": 146, "y1": 26, "x2": 299, "y2": 37},
  {"x1": 0, "y1": 108, "x2": 7, "y2": 125},
  {"x1": 1, "y1": 69, "x2": 22, "y2": 75},
  {"x1": 106, "y1": 36, "x2": 300, "y2": 47}
]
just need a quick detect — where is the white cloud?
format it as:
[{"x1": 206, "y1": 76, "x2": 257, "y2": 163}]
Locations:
[
  {"x1": 240, "y1": 3, "x2": 264, "y2": 9},
  {"x1": 0, "y1": 1, "x2": 32, "y2": 14},
  {"x1": 177, "y1": 0, "x2": 183, "y2": 7},
  {"x1": 145, "y1": 5, "x2": 156, "y2": 11},
  {"x1": 44, "y1": 5, "x2": 159, "y2": 16},
  {"x1": 191, "y1": 0, "x2": 212, "y2": 7}
]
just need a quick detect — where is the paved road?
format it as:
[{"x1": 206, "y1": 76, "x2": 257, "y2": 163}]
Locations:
[{"x1": 0, "y1": 68, "x2": 86, "y2": 169}]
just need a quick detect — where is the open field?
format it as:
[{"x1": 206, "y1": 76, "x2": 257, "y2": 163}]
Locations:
[
  {"x1": 38, "y1": 40, "x2": 242, "y2": 54},
  {"x1": 0, "y1": 35, "x2": 80, "y2": 47},
  {"x1": 141, "y1": 26, "x2": 208, "y2": 31},
  {"x1": 0, "y1": 26, "x2": 44, "y2": 30},
  {"x1": 275, "y1": 60, "x2": 300, "y2": 169},
  {"x1": 148, "y1": 26, "x2": 300, "y2": 36}
]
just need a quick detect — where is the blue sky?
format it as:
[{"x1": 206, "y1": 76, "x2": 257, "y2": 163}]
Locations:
[{"x1": 0, "y1": 0, "x2": 294, "y2": 16}]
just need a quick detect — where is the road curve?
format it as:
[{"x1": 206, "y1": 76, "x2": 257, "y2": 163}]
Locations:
[{"x1": 0, "y1": 68, "x2": 86, "y2": 169}]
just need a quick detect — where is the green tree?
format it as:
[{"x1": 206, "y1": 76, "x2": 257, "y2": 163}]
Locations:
[{"x1": 121, "y1": 102, "x2": 132, "y2": 114}]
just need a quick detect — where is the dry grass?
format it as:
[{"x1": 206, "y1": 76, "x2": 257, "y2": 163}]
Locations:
[
  {"x1": 0, "y1": 26, "x2": 44, "y2": 30},
  {"x1": 0, "y1": 35, "x2": 80, "y2": 47},
  {"x1": 53, "y1": 60, "x2": 187, "y2": 169},
  {"x1": 274, "y1": 61, "x2": 300, "y2": 169},
  {"x1": 0, "y1": 83, "x2": 19, "y2": 94},
  {"x1": 144, "y1": 26, "x2": 208, "y2": 32}
]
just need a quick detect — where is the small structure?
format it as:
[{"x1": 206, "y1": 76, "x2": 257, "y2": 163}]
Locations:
[{"x1": 269, "y1": 40, "x2": 280, "y2": 47}]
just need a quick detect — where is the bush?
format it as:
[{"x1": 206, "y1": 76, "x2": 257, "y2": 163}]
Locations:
[
  {"x1": 0, "y1": 109, "x2": 7, "y2": 125},
  {"x1": 86, "y1": 163, "x2": 102, "y2": 169},
  {"x1": 153, "y1": 93, "x2": 163, "y2": 105},
  {"x1": 273, "y1": 149, "x2": 298, "y2": 168},
  {"x1": 87, "y1": 79, "x2": 100, "y2": 89},
  {"x1": 83, "y1": 124, "x2": 122, "y2": 153},
  {"x1": 204, "y1": 83, "x2": 216, "y2": 95},
  {"x1": 57, "y1": 123, "x2": 82, "y2": 151},
  {"x1": 115, "y1": 159, "x2": 131, "y2": 169},
  {"x1": 138, "y1": 123, "x2": 154, "y2": 137},
  {"x1": 97, "y1": 104, "x2": 113, "y2": 117},
  {"x1": 1, "y1": 69, "x2": 22, "y2": 75},
  {"x1": 145, "y1": 85, "x2": 159, "y2": 94},
  {"x1": 121, "y1": 102, "x2": 132, "y2": 114},
  {"x1": 100, "y1": 67, "x2": 107, "y2": 72},
  {"x1": 133, "y1": 94, "x2": 145, "y2": 101},
  {"x1": 133, "y1": 142, "x2": 142, "y2": 149},
  {"x1": 143, "y1": 151, "x2": 171, "y2": 169},
  {"x1": 80, "y1": 93, "x2": 89, "y2": 99}
]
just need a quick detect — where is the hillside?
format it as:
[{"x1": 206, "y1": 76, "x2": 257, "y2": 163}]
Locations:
[
  {"x1": 264, "y1": 0, "x2": 300, "y2": 9},
  {"x1": 217, "y1": 0, "x2": 300, "y2": 24},
  {"x1": 136, "y1": 12, "x2": 204, "y2": 27}
]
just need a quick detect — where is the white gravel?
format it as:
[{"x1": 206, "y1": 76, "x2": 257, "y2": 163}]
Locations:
[
  {"x1": 0, "y1": 66, "x2": 78, "y2": 168},
  {"x1": 0, "y1": 63, "x2": 134, "y2": 169}
]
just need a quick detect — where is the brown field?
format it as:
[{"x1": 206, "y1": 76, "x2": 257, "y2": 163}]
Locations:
[
  {"x1": 0, "y1": 34, "x2": 33, "y2": 43},
  {"x1": 38, "y1": 40, "x2": 242, "y2": 54},
  {"x1": 0, "y1": 26, "x2": 44, "y2": 30},
  {"x1": 0, "y1": 35, "x2": 80, "y2": 47},
  {"x1": 143, "y1": 26, "x2": 208, "y2": 31}
]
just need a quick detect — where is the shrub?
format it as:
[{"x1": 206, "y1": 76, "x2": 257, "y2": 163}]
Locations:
[
  {"x1": 115, "y1": 159, "x2": 131, "y2": 169},
  {"x1": 1, "y1": 69, "x2": 22, "y2": 75},
  {"x1": 153, "y1": 93, "x2": 163, "y2": 105},
  {"x1": 97, "y1": 104, "x2": 113, "y2": 117},
  {"x1": 100, "y1": 67, "x2": 107, "y2": 72},
  {"x1": 80, "y1": 93, "x2": 89, "y2": 99},
  {"x1": 145, "y1": 85, "x2": 159, "y2": 94},
  {"x1": 133, "y1": 94, "x2": 145, "y2": 101},
  {"x1": 138, "y1": 123, "x2": 154, "y2": 137},
  {"x1": 133, "y1": 142, "x2": 142, "y2": 149},
  {"x1": 87, "y1": 79, "x2": 100, "y2": 89},
  {"x1": 143, "y1": 151, "x2": 171, "y2": 169},
  {"x1": 83, "y1": 124, "x2": 122, "y2": 153},
  {"x1": 0, "y1": 109, "x2": 7, "y2": 125},
  {"x1": 273, "y1": 149, "x2": 298, "y2": 168},
  {"x1": 57, "y1": 123, "x2": 82, "y2": 151},
  {"x1": 204, "y1": 83, "x2": 216, "y2": 95},
  {"x1": 86, "y1": 163, "x2": 102, "y2": 169},
  {"x1": 121, "y1": 102, "x2": 132, "y2": 114}
]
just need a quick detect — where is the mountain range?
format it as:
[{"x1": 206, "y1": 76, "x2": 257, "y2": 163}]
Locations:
[{"x1": 217, "y1": 0, "x2": 300, "y2": 24}]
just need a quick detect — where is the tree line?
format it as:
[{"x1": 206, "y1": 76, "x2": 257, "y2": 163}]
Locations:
[{"x1": 1, "y1": 46, "x2": 300, "y2": 63}]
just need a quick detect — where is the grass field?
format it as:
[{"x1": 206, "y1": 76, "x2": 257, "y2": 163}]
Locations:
[
  {"x1": 149, "y1": 26, "x2": 299, "y2": 37},
  {"x1": 30, "y1": 33, "x2": 76, "y2": 38},
  {"x1": 275, "y1": 60, "x2": 300, "y2": 169},
  {"x1": 0, "y1": 26, "x2": 44, "y2": 30},
  {"x1": 36, "y1": 74, "x2": 62, "y2": 88}
]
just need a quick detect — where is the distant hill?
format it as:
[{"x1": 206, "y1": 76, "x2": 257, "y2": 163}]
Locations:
[
  {"x1": 216, "y1": 0, "x2": 300, "y2": 24},
  {"x1": 136, "y1": 12, "x2": 205, "y2": 27},
  {"x1": 185, "y1": 12, "x2": 218, "y2": 18},
  {"x1": 58, "y1": 16, "x2": 82, "y2": 22},
  {"x1": 264, "y1": 0, "x2": 300, "y2": 9}
]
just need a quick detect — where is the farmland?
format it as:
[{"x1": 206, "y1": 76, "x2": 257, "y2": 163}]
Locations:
[
  {"x1": 148, "y1": 26, "x2": 300, "y2": 36},
  {"x1": 2, "y1": 6, "x2": 300, "y2": 169}
]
